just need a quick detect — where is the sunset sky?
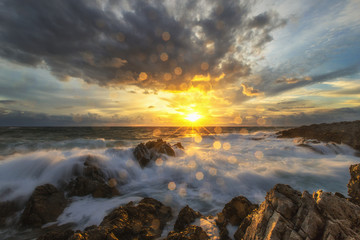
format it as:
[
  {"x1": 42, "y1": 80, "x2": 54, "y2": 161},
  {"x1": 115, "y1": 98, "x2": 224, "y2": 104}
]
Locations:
[{"x1": 0, "y1": 0, "x2": 359, "y2": 126}]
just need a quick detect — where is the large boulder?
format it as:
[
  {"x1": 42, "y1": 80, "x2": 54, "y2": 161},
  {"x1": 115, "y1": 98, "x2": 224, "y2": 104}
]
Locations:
[
  {"x1": 277, "y1": 120, "x2": 360, "y2": 151},
  {"x1": 66, "y1": 198, "x2": 172, "y2": 240},
  {"x1": 237, "y1": 184, "x2": 360, "y2": 240},
  {"x1": 174, "y1": 205, "x2": 202, "y2": 232},
  {"x1": 215, "y1": 196, "x2": 257, "y2": 240},
  {"x1": 67, "y1": 156, "x2": 120, "y2": 198},
  {"x1": 166, "y1": 225, "x2": 210, "y2": 240},
  {"x1": 222, "y1": 196, "x2": 257, "y2": 226},
  {"x1": 20, "y1": 184, "x2": 67, "y2": 228},
  {"x1": 134, "y1": 139, "x2": 176, "y2": 168},
  {"x1": 348, "y1": 163, "x2": 360, "y2": 205}
]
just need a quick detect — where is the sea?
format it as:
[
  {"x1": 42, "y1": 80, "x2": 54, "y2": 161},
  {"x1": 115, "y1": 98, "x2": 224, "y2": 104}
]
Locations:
[{"x1": 0, "y1": 126, "x2": 359, "y2": 239}]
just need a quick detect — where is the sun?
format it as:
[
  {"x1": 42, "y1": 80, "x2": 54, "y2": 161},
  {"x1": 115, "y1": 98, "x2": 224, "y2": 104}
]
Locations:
[{"x1": 185, "y1": 113, "x2": 202, "y2": 122}]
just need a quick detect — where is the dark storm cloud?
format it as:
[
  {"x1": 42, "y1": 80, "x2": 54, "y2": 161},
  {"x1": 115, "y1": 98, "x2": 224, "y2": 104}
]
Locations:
[
  {"x1": 0, "y1": 0, "x2": 285, "y2": 91},
  {"x1": 0, "y1": 108, "x2": 131, "y2": 126}
]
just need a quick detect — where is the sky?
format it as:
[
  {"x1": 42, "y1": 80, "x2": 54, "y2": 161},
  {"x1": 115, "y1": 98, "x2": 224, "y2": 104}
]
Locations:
[{"x1": 0, "y1": 0, "x2": 359, "y2": 126}]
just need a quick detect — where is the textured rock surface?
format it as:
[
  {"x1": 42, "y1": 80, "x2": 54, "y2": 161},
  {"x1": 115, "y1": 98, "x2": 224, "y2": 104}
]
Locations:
[
  {"x1": 0, "y1": 201, "x2": 21, "y2": 227},
  {"x1": 20, "y1": 184, "x2": 67, "y2": 227},
  {"x1": 277, "y1": 120, "x2": 360, "y2": 150},
  {"x1": 66, "y1": 198, "x2": 172, "y2": 240},
  {"x1": 134, "y1": 139, "x2": 176, "y2": 167},
  {"x1": 174, "y1": 205, "x2": 202, "y2": 232},
  {"x1": 166, "y1": 225, "x2": 210, "y2": 240},
  {"x1": 348, "y1": 163, "x2": 360, "y2": 205},
  {"x1": 222, "y1": 196, "x2": 258, "y2": 226},
  {"x1": 237, "y1": 184, "x2": 360, "y2": 240},
  {"x1": 67, "y1": 157, "x2": 120, "y2": 198}
]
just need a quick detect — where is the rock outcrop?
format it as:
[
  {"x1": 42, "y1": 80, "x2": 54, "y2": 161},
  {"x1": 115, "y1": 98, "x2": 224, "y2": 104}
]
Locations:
[
  {"x1": 20, "y1": 184, "x2": 67, "y2": 228},
  {"x1": 174, "y1": 205, "x2": 202, "y2": 232},
  {"x1": 216, "y1": 196, "x2": 257, "y2": 240},
  {"x1": 166, "y1": 225, "x2": 210, "y2": 240},
  {"x1": 277, "y1": 120, "x2": 360, "y2": 151},
  {"x1": 66, "y1": 156, "x2": 120, "y2": 198},
  {"x1": 235, "y1": 184, "x2": 360, "y2": 240},
  {"x1": 134, "y1": 139, "x2": 176, "y2": 167},
  {"x1": 348, "y1": 163, "x2": 360, "y2": 205},
  {"x1": 66, "y1": 198, "x2": 172, "y2": 240},
  {"x1": 222, "y1": 196, "x2": 258, "y2": 226}
]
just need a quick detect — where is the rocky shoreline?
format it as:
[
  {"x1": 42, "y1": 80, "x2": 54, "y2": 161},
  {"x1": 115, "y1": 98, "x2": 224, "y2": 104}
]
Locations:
[
  {"x1": 0, "y1": 136, "x2": 359, "y2": 239},
  {"x1": 277, "y1": 120, "x2": 360, "y2": 151}
]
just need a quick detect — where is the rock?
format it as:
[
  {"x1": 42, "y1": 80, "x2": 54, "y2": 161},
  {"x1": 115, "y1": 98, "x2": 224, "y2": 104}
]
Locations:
[
  {"x1": 67, "y1": 157, "x2": 120, "y2": 198},
  {"x1": 215, "y1": 212, "x2": 231, "y2": 240},
  {"x1": 134, "y1": 139, "x2": 176, "y2": 168},
  {"x1": 348, "y1": 163, "x2": 360, "y2": 205},
  {"x1": 20, "y1": 184, "x2": 67, "y2": 228},
  {"x1": 173, "y1": 142, "x2": 184, "y2": 150},
  {"x1": 0, "y1": 201, "x2": 21, "y2": 227},
  {"x1": 277, "y1": 120, "x2": 360, "y2": 151},
  {"x1": 174, "y1": 205, "x2": 202, "y2": 231},
  {"x1": 68, "y1": 197, "x2": 172, "y2": 240},
  {"x1": 166, "y1": 225, "x2": 210, "y2": 240},
  {"x1": 238, "y1": 184, "x2": 360, "y2": 240},
  {"x1": 37, "y1": 229, "x2": 74, "y2": 240},
  {"x1": 222, "y1": 196, "x2": 258, "y2": 226}
]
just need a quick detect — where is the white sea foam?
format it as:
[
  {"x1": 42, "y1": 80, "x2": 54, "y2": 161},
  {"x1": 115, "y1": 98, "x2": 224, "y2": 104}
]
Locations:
[{"x1": 0, "y1": 132, "x2": 359, "y2": 233}]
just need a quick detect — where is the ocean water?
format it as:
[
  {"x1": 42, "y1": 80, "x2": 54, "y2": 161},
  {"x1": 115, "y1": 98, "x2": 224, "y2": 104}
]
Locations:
[{"x1": 0, "y1": 126, "x2": 359, "y2": 238}]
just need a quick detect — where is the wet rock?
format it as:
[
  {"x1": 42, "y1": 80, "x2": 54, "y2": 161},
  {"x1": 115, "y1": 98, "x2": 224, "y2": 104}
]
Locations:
[
  {"x1": 0, "y1": 201, "x2": 21, "y2": 227},
  {"x1": 215, "y1": 212, "x2": 231, "y2": 240},
  {"x1": 166, "y1": 225, "x2": 210, "y2": 240},
  {"x1": 277, "y1": 120, "x2": 360, "y2": 151},
  {"x1": 222, "y1": 196, "x2": 258, "y2": 226},
  {"x1": 238, "y1": 184, "x2": 360, "y2": 240},
  {"x1": 20, "y1": 184, "x2": 67, "y2": 228},
  {"x1": 68, "y1": 197, "x2": 172, "y2": 240},
  {"x1": 173, "y1": 142, "x2": 184, "y2": 150},
  {"x1": 348, "y1": 163, "x2": 360, "y2": 205},
  {"x1": 67, "y1": 157, "x2": 120, "y2": 198},
  {"x1": 134, "y1": 139, "x2": 176, "y2": 168},
  {"x1": 174, "y1": 205, "x2": 202, "y2": 231}
]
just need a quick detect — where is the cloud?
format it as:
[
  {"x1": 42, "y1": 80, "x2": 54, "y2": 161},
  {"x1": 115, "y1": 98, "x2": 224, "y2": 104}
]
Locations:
[
  {"x1": 0, "y1": 100, "x2": 17, "y2": 105},
  {"x1": 241, "y1": 83, "x2": 262, "y2": 96},
  {"x1": 0, "y1": 0, "x2": 286, "y2": 91},
  {"x1": 269, "y1": 107, "x2": 360, "y2": 126},
  {"x1": 265, "y1": 64, "x2": 360, "y2": 96},
  {"x1": 0, "y1": 108, "x2": 133, "y2": 126}
]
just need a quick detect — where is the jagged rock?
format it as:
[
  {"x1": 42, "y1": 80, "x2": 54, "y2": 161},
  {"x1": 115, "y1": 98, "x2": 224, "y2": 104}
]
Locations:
[
  {"x1": 215, "y1": 212, "x2": 231, "y2": 240},
  {"x1": 166, "y1": 225, "x2": 210, "y2": 240},
  {"x1": 277, "y1": 120, "x2": 360, "y2": 151},
  {"x1": 233, "y1": 214, "x2": 253, "y2": 240},
  {"x1": 222, "y1": 196, "x2": 258, "y2": 226},
  {"x1": 237, "y1": 184, "x2": 360, "y2": 240},
  {"x1": 174, "y1": 205, "x2": 202, "y2": 231},
  {"x1": 67, "y1": 198, "x2": 172, "y2": 240},
  {"x1": 348, "y1": 163, "x2": 360, "y2": 205},
  {"x1": 134, "y1": 139, "x2": 176, "y2": 168},
  {"x1": 20, "y1": 184, "x2": 67, "y2": 228},
  {"x1": 173, "y1": 142, "x2": 184, "y2": 150},
  {"x1": 67, "y1": 157, "x2": 120, "y2": 198},
  {"x1": 0, "y1": 201, "x2": 21, "y2": 227}
]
